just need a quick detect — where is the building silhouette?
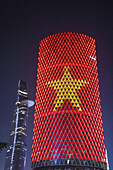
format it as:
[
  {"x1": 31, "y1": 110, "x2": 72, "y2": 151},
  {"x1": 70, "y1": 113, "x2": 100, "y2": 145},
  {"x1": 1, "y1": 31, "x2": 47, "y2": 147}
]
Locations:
[
  {"x1": 4, "y1": 80, "x2": 34, "y2": 170},
  {"x1": 31, "y1": 32, "x2": 107, "y2": 170}
]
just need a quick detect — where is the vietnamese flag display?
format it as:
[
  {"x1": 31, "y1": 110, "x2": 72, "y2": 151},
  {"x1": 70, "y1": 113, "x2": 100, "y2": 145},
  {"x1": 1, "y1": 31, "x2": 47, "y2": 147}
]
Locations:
[{"x1": 31, "y1": 32, "x2": 107, "y2": 170}]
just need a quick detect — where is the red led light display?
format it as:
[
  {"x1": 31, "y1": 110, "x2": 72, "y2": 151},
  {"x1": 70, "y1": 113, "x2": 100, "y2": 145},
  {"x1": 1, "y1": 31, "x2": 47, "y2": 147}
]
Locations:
[{"x1": 31, "y1": 32, "x2": 106, "y2": 168}]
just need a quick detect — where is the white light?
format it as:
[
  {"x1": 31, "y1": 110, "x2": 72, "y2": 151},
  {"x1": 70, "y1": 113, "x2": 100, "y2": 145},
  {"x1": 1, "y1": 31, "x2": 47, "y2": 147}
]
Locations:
[
  {"x1": 18, "y1": 90, "x2": 28, "y2": 95},
  {"x1": 10, "y1": 98, "x2": 19, "y2": 170},
  {"x1": 89, "y1": 55, "x2": 96, "y2": 61},
  {"x1": 67, "y1": 159, "x2": 69, "y2": 164},
  {"x1": 7, "y1": 150, "x2": 10, "y2": 152}
]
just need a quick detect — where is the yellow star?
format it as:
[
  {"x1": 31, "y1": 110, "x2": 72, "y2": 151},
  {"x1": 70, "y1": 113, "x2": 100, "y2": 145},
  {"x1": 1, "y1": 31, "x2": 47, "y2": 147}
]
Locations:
[{"x1": 48, "y1": 66, "x2": 88, "y2": 111}]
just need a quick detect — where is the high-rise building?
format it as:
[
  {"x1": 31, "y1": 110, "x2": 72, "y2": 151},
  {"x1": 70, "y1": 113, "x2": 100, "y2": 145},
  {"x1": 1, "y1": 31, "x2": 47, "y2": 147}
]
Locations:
[
  {"x1": 4, "y1": 80, "x2": 34, "y2": 170},
  {"x1": 31, "y1": 32, "x2": 107, "y2": 170}
]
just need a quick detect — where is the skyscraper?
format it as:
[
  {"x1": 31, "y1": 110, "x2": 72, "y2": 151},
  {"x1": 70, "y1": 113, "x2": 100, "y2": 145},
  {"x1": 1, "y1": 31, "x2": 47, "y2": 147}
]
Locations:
[
  {"x1": 4, "y1": 80, "x2": 34, "y2": 170},
  {"x1": 31, "y1": 32, "x2": 107, "y2": 170}
]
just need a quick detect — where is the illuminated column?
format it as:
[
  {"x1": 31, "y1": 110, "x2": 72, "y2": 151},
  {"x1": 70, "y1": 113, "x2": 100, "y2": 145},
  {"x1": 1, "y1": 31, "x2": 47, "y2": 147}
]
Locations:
[
  {"x1": 4, "y1": 80, "x2": 34, "y2": 170},
  {"x1": 31, "y1": 32, "x2": 107, "y2": 170}
]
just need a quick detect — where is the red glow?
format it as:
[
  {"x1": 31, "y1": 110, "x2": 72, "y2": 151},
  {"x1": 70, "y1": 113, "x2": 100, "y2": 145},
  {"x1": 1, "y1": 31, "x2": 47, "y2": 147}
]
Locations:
[{"x1": 31, "y1": 32, "x2": 106, "y2": 164}]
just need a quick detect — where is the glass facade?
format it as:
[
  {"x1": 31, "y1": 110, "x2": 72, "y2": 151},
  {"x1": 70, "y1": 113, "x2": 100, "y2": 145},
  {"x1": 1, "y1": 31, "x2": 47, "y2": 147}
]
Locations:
[
  {"x1": 31, "y1": 32, "x2": 107, "y2": 170},
  {"x1": 4, "y1": 80, "x2": 28, "y2": 170}
]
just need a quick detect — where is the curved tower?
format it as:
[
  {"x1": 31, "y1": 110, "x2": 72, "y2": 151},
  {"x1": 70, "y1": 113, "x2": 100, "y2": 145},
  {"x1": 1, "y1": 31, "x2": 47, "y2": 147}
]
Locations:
[
  {"x1": 31, "y1": 32, "x2": 107, "y2": 170},
  {"x1": 4, "y1": 80, "x2": 34, "y2": 170}
]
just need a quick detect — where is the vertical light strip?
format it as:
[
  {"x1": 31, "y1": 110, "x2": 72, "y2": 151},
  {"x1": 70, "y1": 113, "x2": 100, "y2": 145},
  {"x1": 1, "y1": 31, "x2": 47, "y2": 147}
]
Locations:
[{"x1": 10, "y1": 87, "x2": 20, "y2": 170}]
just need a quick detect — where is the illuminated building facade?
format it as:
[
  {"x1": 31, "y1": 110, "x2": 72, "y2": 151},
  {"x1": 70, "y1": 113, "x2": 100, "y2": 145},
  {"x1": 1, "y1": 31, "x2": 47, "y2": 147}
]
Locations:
[
  {"x1": 4, "y1": 80, "x2": 34, "y2": 170},
  {"x1": 31, "y1": 32, "x2": 107, "y2": 170}
]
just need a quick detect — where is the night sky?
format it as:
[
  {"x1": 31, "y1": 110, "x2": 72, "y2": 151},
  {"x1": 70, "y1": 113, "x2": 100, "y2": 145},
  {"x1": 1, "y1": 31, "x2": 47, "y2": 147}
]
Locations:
[{"x1": 0, "y1": 1, "x2": 113, "y2": 170}]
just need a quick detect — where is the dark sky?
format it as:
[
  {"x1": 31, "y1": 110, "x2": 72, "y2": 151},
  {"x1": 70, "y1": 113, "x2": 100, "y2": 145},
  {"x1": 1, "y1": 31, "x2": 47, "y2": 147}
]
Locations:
[{"x1": 0, "y1": 0, "x2": 113, "y2": 169}]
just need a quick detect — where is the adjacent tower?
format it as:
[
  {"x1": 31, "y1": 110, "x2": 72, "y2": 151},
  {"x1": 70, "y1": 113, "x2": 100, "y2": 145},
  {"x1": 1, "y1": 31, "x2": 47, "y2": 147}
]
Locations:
[
  {"x1": 4, "y1": 80, "x2": 34, "y2": 170},
  {"x1": 31, "y1": 32, "x2": 107, "y2": 170}
]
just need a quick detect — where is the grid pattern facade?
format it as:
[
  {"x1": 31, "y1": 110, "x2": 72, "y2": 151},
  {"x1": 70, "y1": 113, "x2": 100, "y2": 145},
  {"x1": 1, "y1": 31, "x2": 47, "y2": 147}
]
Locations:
[{"x1": 31, "y1": 32, "x2": 107, "y2": 169}]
